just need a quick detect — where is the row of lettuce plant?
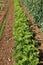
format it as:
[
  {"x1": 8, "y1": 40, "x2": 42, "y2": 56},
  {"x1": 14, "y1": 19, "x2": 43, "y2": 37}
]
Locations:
[
  {"x1": 13, "y1": 0, "x2": 39, "y2": 65},
  {"x1": 20, "y1": 0, "x2": 43, "y2": 31}
]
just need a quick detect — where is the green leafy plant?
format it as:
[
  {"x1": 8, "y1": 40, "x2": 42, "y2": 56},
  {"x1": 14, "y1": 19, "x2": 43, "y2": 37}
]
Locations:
[
  {"x1": 20, "y1": 0, "x2": 43, "y2": 31},
  {"x1": 13, "y1": 0, "x2": 39, "y2": 65}
]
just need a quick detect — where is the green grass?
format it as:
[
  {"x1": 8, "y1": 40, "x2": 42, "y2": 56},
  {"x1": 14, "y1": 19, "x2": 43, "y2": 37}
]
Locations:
[{"x1": 13, "y1": 0, "x2": 39, "y2": 65}]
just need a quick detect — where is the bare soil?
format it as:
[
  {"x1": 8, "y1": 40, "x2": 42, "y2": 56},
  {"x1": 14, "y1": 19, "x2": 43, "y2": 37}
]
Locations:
[{"x1": 0, "y1": 0, "x2": 15, "y2": 65}]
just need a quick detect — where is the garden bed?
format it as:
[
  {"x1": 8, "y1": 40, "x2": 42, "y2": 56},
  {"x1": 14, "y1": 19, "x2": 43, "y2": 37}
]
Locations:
[
  {"x1": 0, "y1": 0, "x2": 43, "y2": 65},
  {"x1": 13, "y1": 0, "x2": 43, "y2": 65},
  {"x1": 19, "y1": 0, "x2": 43, "y2": 65},
  {"x1": 13, "y1": 0, "x2": 39, "y2": 65}
]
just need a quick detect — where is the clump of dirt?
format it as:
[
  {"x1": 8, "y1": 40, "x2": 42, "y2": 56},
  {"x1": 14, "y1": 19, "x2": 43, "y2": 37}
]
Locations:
[{"x1": 0, "y1": 0, "x2": 15, "y2": 65}]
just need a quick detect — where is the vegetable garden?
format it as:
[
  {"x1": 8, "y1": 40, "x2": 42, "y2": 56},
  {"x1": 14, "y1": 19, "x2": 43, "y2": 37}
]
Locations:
[
  {"x1": 20, "y1": 0, "x2": 43, "y2": 31},
  {"x1": 0, "y1": 0, "x2": 43, "y2": 65}
]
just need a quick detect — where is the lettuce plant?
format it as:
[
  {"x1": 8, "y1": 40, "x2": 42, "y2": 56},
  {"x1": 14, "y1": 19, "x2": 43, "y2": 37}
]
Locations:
[{"x1": 13, "y1": 0, "x2": 39, "y2": 65}]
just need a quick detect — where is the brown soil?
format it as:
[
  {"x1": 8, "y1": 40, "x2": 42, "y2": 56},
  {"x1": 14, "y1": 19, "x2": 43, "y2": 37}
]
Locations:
[
  {"x1": 0, "y1": 0, "x2": 15, "y2": 65},
  {"x1": 19, "y1": 1, "x2": 43, "y2": 64}
]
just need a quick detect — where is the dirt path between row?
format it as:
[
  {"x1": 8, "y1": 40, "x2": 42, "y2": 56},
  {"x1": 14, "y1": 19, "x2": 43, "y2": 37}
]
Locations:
[{"x1": 0, "y1": 1, "x2": 15, "y2": 65}]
